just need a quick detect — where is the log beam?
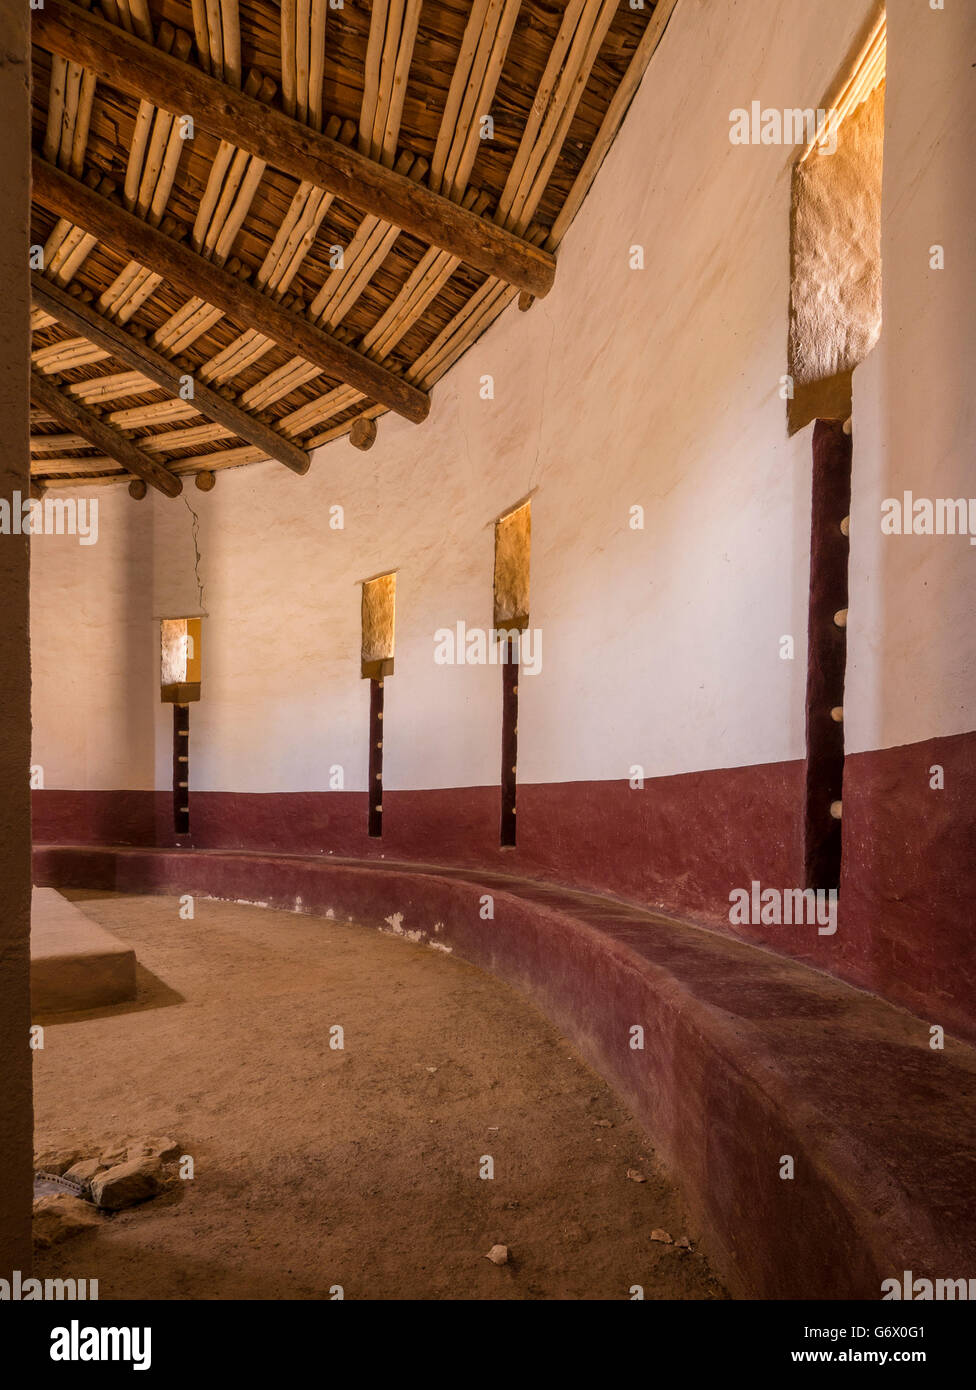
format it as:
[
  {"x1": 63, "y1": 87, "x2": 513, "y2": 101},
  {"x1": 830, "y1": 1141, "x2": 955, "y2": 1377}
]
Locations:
[
  {"x1": 32, "y1": 160, "x2": 431, "y2": 424},
  {"x1": 33, "y1": 0, "x2": 557, "y2": 299},
  {"x1": 32, "y1": 274, "x2": 312, "y2": 475},
  {"x1": 349, "y1": 415, "x2": 377, "y2": 451},
  {"x1": 30, "y1": 371, "x2": 183, "y2": 496}
]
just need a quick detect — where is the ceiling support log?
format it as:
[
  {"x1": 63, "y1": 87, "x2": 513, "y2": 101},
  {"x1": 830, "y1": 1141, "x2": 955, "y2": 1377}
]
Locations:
[
  {"x1": 30, "y1": 370, "x2": 183, "y2": 496},
  {"x1": 33, "y1": 0, "x2": 557, "y2": 299},
  {"x1": 32, "y1": 274, "x2": 312, "y2": 475},
  {"x1": 32, "y1": 159, "x2": 430, "y2": 424}
]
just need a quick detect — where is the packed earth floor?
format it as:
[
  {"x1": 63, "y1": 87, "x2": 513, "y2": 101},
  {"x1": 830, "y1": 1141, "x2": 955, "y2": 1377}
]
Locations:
[{"x1": 32, "y1": 890, "x2": 726, "y2": 1300}]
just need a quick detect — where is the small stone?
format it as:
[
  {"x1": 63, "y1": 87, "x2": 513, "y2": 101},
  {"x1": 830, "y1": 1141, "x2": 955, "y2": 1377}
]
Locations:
[
  {"x1": 626, "y1": 1168, "x2": 647, "y2": 1183},
  {"x1": 34, "y1": 1147, "x2": 85, "y2": 1176},
  {"x1": 126, "y1": 1136, "x2": 181, "y2": 1164},
  {"x1": 592, "y1": 1119, "x2": 613, "y2": 1128},
  {"x1": 651, "y1": 1229, "x2": 673, "y2": 1244},
  {"x1": 64, "y1": 1158, "x2": 105, "y2": 1189},
  {"x1": 485, "y1": 1244, "x2": 509, "y2": 1266},
  {"x1": 90, "y1": 1156, "x2": 163, "y2": 1210},
  {"x1": 33, "y1": 1194, "x2": 101, "y2": 1248},
  {"x1": 675, "y1": 1236, "x2": 693, "y2": 1250}
]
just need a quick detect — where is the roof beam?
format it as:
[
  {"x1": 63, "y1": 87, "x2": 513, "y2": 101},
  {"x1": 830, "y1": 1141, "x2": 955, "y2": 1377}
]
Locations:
[
  {"x1": 33, "y1": 0, "x2": 557, "y2": 299},
  {"x1": 30, "y1": 371, "x2": 183, "y2": 496},
  {"x1": 32, "y1": 275, "x2": 312, "y2": 476},
  {"x1": 32, "y1": 159, "x2": 431, "y2": 425}
]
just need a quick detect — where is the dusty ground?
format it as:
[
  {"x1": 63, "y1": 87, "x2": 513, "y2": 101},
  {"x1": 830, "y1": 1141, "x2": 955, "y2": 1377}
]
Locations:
[{"x1": 33, "y1": 891, "x2": 726, "y2": 1301}]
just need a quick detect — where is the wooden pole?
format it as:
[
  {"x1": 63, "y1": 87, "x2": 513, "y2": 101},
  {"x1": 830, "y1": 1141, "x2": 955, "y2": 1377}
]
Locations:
[
  {"x1": 173, "y1": 704, "x2": 190, "y2": 836},
  {"x1": 30, "y1": 370, "x2": 183, "y2": 495},
  {"x1": 500, "y1": 635, "x2": 518, "y2": 846},
  {"x1": 349, "y1": 415, "x2": 377, "y2": 451},
  {"x1": 32, "y1": 159, "x2": 431, "y2": 424},
  {"x1": 32, "y1": 274, "x2": 312, "y2": 474},
  {"x1": 33, "y1": 0, "x2": 557, "y2": 298},
  {"x1": 368, "y1": 677, "x2": 384, "y2": 838}
]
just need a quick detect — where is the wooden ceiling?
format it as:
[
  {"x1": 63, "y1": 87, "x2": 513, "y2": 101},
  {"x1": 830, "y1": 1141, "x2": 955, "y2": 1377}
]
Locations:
[{"x1": 29, "y1": 0, "x2": 675, "y2": 495}]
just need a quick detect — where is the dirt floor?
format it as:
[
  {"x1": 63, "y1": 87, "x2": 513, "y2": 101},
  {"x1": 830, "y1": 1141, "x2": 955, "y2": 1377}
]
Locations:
[{"x1": 32, "y1": 890, "x2": 727, "y2": 1301}]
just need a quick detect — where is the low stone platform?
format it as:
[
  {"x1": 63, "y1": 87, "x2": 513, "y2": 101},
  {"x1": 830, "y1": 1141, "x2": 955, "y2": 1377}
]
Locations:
[{"x1": 31, "y1": 886, "x2": 137, "y2": 1013}]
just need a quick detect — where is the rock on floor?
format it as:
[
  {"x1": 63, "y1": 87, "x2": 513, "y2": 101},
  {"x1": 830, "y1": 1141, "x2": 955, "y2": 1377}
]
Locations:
[
  {"x1": 33, "y1": 1194, "x2": 102, "y2": 1248},
  {"x1": 90, "y1": 1155, "x2": 165, "y2": 1211}
]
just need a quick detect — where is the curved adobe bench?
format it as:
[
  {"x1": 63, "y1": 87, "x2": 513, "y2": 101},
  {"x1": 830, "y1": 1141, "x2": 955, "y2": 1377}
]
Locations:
[{"x1": 33, "y1": 843, "x2": 976, "y2": 1300}]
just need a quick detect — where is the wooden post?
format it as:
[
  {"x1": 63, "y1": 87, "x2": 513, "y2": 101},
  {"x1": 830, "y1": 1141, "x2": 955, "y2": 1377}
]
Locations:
[
  {"x1": 368, "y1": 678, "x2": 384, "y2": 838},
  {"x1": 0, "y1": 0, "x2": 34, "y2": 1284},
  {"x1": 173, "y1": 705, "x2": 190, "y2": 836},
  {"x1": 804, "y1": 420, "x2": 852, "y2": 891},
  {"x1": 500, "y1": 636, "x2": 519, "y2": 846}
]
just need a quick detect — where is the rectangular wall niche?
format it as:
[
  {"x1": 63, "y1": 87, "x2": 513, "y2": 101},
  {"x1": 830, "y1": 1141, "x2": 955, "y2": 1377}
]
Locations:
[
  {"x1": 160, "y1": 617, "x2": 202, "y2": 702},
  {"x1": 361, "y1": 572, "x2": 396, "y2": 838},
  {"x1": 160, "y1": 617, "x2": 202, "y2": 837},
  {"x1": 493, "y1": 500, "x2": 531, "y2": 846},
  {"x1": 787, "y1": 10, "x2": 885, "y2": 435}
]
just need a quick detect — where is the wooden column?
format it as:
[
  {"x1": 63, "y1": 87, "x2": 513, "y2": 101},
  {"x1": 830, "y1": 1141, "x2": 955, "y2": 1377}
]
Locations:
[
  {"x1": 0, "y1": 0, "x2": 35, "y2": 1282},
  {"x1": 500, "y1": 637, "x2": 519, "y2": 846},
  {"x1": 368, "y1": 678, "x2": 384, "y2": 838},
  {"x1": 173, "y1": 705, "x2": 190, "y2": 836},
  {"x1": 804, "y1": 419, "x2": 852, "y2": 890}
]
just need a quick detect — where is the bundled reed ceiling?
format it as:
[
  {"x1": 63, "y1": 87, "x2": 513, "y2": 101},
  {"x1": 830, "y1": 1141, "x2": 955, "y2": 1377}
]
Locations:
[{"x1": 29, "y1": 0, "x2": 677, "y2": 491}]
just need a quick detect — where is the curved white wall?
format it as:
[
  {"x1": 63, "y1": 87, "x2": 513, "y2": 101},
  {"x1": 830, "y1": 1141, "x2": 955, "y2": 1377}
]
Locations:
[{"x1": 30, "y1": 0, "x2": 973, "y2": 802}]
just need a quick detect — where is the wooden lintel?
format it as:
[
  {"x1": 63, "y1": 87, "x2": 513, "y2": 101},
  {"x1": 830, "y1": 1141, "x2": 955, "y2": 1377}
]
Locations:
[
  {"x1": 33, "y1": 0, "x2": 556, "y2": 299},
  {"x1": 30, "y1": 372, "x2": 183, "y2": 497},
  {"x1": 32, "y1": 159, "x2": 431, "y2": 425},
  {"x1": 32, "y1": 275, "x2": 312, "y2": 475}
]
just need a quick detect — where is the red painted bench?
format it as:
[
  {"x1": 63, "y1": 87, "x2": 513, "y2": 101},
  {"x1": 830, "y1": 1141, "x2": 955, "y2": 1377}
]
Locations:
[{"x1": 33, "y1": 842, "x2": 976, "y2": 1299}]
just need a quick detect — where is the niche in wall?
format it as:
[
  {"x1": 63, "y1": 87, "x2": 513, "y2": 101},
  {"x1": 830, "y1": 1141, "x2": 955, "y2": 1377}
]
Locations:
[
  {"x1": 361, "y1": 572, "x2": 396, "y2": 838},
  {"x1": 787, "y1": 11, "x2": 885, "y2": 435}
]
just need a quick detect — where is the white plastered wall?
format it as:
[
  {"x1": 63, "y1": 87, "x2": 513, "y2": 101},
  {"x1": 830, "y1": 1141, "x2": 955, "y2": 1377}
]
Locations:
[
  {"x1": 845, "y1": 0, "x2": 976, "y2": 754},
  {"x1": 30, "y1": 0, "x2": 971, "y2": 798}
]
